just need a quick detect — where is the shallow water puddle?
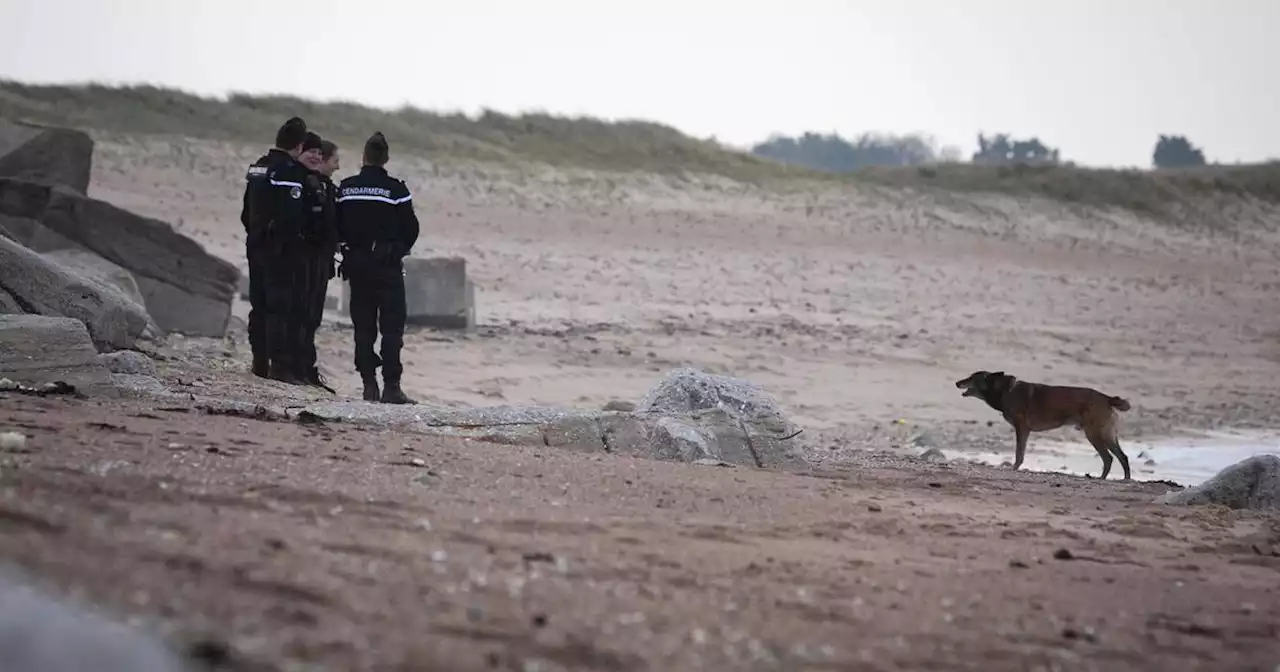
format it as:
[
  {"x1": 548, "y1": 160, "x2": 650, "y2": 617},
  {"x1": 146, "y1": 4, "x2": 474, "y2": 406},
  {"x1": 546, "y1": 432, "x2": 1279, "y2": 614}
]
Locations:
[{"x1": 953, "y1": 428, "x2": 1280, "y2": 486}]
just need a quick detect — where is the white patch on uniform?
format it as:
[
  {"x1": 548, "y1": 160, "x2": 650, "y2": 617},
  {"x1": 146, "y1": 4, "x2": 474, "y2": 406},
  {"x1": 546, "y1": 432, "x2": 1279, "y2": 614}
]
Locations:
[{"x1": 290, "y1": 186, "x2": 302, "y2": 200}]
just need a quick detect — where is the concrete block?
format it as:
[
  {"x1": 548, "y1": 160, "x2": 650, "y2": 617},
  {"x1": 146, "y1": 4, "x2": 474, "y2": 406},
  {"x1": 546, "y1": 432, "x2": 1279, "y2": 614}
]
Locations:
[
  {"x1": 324, "y1": 294, "x2": 338, "y2": 311},
  {"x1": 342, "y1": 256, "x2": 475, "y2": 330},
  {"x1": 405, "y1": 256, "x2": 473, "y2": 329}
]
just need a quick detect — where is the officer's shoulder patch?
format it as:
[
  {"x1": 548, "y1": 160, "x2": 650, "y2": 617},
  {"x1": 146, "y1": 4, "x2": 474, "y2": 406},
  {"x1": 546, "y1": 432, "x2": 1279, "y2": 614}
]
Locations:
[{"x1": 246, "y1": 165, "x2": 268, "y2": 180}]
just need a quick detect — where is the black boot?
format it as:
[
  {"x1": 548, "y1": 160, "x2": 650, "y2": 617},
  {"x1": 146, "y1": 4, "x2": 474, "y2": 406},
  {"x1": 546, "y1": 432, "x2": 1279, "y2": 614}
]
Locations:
[
  {"x1": 268, "y1": 362, "x2": 305, "y2": 385},
  {"x1": 304, "y1": 367, "x2": 335, "y2": 394},
  {"x1": 380, "y1": 376, "x2": 416, "y2": 405},
  {"x1": 251, "y1": 358, "x2": 270, "y2": 378},
  {"x1": 360, "y1": 371, "x2": 380, "y2": 402}
]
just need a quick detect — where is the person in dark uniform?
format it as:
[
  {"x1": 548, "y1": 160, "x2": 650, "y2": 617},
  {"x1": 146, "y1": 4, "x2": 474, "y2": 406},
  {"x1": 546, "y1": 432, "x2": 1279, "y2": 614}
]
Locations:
[
  {"x1": 336, "y1": 132, "x2": 420, "y2": 404},
  {"x1": 295, "y1": 137, "x2": 341, "y2": 393},
  {"x1": 240, "y1": 116, "x2": 308, "y2": 380},
  {"x1": 260, "y1": 128, "x2": 322, "y2": 384}
]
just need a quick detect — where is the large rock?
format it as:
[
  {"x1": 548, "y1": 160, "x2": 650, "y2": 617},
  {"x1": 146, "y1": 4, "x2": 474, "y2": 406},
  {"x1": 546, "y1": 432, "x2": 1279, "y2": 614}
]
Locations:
[
  {"x1": 638, "y1": 368, "x2": 799, "y2": 435},
  {"x1": 1162, "y1": 455, "x2": 1280, "y2": 511},
  {"x1": 0, "y1": 178, "x2": 238, "y2": 337},
  {"x1": 44, "y1": 249, "x2": 146, "y2": 307},
  {"x1": 44, "y1": 248, "x2": 163, "y2": 339},
  {"x1": 0, "y1": 314, "x2": 112, "y2": 390},
  {"x1": 0, "y1": 235, "x2": 149, "y2": 351},
  {"x1": 0, "y1": 287, "x2": 20, "y2": 314},
  {"x1": 0, "y1": 119, "x2": 93, "y2": 194},
  {"x1": 634, "y1": 368, "x2": 803, "y2": 468}
]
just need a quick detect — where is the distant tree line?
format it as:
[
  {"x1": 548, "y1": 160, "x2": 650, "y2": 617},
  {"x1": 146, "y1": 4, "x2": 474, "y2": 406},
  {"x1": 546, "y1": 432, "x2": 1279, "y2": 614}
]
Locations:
[
  {"x1": 751, "y1": 130, "x2": 1219, "y2": 172},
  {"x1": 751, "y1": 132, "x2": 960, "y2": 172}
]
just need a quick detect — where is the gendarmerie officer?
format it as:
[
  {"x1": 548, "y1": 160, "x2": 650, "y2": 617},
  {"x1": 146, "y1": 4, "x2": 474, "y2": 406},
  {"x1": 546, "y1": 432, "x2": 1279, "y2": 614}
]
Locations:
[
  {"x1": 260, "y1": 128, "x2": 322, "y2": 384},
  {"x1": 295, "y1": 137, "x2": 341, "y2": 393},
  {"x1": 240, "y1": 116, "x2": 308, "y2": 380},
  {"x1": 336, "y1": 132, "x2": 420, "y2": 404}
]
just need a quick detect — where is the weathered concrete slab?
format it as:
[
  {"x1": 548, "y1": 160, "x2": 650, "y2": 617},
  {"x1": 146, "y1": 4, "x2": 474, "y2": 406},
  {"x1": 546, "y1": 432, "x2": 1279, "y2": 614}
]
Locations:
[
  {"x1": 342, "y1": 256, "x2": 475, "y2": 329},
  {"x1": 0, "y1": 314, "x2": 112, "y2": 391},
  {"x1": 0, "y1": 119, "x2": 93, "y2": 193},
  {"x1": 298, "y1": 397, "x2": 807, "y2": 469},
  {"x1": 0, "y1": 178, "x2": 238, "y2": 337}
]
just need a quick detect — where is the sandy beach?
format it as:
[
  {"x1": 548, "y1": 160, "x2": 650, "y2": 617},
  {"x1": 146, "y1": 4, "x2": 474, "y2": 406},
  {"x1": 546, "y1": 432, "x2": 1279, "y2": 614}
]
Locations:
[
  {"x1": 84, "y1": 132, "x2": 1280, "y2": 481},
  {"x1": 3, "y1": 124, "x2": 1280, "y2": 671}
]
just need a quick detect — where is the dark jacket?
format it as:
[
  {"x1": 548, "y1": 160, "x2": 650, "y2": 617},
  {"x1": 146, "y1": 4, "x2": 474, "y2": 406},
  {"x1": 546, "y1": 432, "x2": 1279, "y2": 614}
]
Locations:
[
  {"x1": 335, "y1": 165, "x2": 420, "y2": 265},
  {"x1": 240, "y1": 148, "x2": 315, "y2": 248},
  {"x1": 310, "y1": 171, "x2": 340, "y2": 277}
]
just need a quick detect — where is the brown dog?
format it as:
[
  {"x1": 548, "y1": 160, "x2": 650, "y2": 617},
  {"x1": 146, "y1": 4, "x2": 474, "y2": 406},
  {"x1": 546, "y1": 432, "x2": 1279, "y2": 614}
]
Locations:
[{"x1": 955, "y1": 370, "x2": 1133, "y2": 480}]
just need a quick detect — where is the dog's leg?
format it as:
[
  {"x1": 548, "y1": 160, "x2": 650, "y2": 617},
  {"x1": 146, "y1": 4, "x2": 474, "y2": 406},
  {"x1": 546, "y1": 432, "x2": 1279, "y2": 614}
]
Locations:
[
  {"x1": 1084, "y1": 428, "x2": 1114, "y2": 480},
  {"x1": 1013, "y1": 423, "x2": 1029, "y2": 471},
  {"x1": 1105, "y1": 428, "x2": 1131, "y2": 481}
]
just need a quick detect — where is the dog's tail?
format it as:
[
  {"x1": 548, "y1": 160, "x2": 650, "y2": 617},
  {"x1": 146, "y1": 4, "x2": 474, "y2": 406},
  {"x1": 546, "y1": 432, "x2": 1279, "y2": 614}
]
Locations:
[{"x1": 1108, "y1": 396, "x2": 1132, "y2": 412}]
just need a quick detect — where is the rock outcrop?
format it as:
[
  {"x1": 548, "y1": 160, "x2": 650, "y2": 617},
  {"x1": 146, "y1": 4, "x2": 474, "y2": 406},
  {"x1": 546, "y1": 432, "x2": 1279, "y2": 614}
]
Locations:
[
  {"x1": 297, "y1": 368, "x2": 807, "y2": 469},
  {"x1": 633, "y1": 367, "x2": 802, "y2": 467},
  {"x1": 0, "y1": 314, "x2": 113, "y2": 390},
  {"x1": 0, "y1": 118, "x2": 93, "y2": 194},
  {"x1": 0, "y1": 234, "x2": 149, "y2": 351},
  {"x1": 0, "y1": 178, "x2": 238, "y2": 337},
  {"x1": 1162, "y1": 454, "x2": 1280, "y2": 511}
]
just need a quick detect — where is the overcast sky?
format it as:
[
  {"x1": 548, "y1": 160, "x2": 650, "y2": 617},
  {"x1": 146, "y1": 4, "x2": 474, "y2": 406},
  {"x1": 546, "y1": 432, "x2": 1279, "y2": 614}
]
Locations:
[{"x1": 1, "y1": 0, "x2": 1276, "y2": 167}]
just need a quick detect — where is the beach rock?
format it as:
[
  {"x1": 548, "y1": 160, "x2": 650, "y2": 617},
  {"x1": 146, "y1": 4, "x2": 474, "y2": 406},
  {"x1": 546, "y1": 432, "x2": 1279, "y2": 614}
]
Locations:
[
  {"x1": 44, "y1": 248, "x2": 147, "y2": 308},
  {"x1": 1162, "y1": 454, "x2": 1280, "y2": 511},
  {"x1": 0, "y1": 234, "x2": 149, "y2": 351},
  {"x1": 920, "y1": 447, "x2": 948, "y2": 463},
  {"x1": 97, "y1": 350, "x2": 156, "y2": 376},
  {"x1": 0, "y1": 287, "x2": 20, "y2": 314},
  {"x1": 0, "y1": 118, "x2": 93, "y2": 193},
  {"x1": 0, "y1": 314, "x2": 112, "y2": 390},
  {"x1": 0, "y1": 571, "x2": 187, "y2": 672},
  {"x1": 633, "y1": 367, "x2": 804, "y2": 467},
  {"x1": 0, "y1": 178, "x2": 238, "y2": 337},
  {"x1": 638, "y1": 367, "x2": 798, "y2": 436},
  {"x1": 44, "y1": 248, "x2": 164, "y2": 340}
]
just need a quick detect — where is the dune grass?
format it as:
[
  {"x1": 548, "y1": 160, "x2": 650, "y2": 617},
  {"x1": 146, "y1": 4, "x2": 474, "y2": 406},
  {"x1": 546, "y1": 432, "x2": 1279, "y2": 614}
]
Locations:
[{"x1": 2, "y1": 79, "x2": 1278, "y2": 217}]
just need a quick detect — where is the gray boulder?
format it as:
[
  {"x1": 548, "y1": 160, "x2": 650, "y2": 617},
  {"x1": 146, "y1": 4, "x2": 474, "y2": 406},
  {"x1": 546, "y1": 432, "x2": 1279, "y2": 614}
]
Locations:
[
  {"x1": 44, "y1": 248, "x2": 164, "y2": 340},
  {"x1": 633, "y1": 367, "x2": 803, "y2": 467},
  {"x1": 0, "y1": 571, "x2": 188, "y2": 672},
  {"x1": 1162, "y1": 454, "x2": 1280, "y2": 511},
  {"x1": 0, "y1": 118, "x2": 93, "y2": 193},
  {"x1": 0, "y1": 234, "x2": 148, "y2": 351},
  {"x1": 0, "y1": 314, "x2": 112, "y2": 390},
  {"x1": 44, "y1": 248, "x2": 147, "y2": 308},
  {"x1": 0, "y1": 287, "x2": 20, "y2": 314},
  {"x1": 0, "y1": 178, "x2": 238, "y2": 337},
  {"x1": 97, "y1": 350, "x2": 156, "y2": 377},
  {"x1": 638, "y1": 367, "x2": 798, "y2": 434}
]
